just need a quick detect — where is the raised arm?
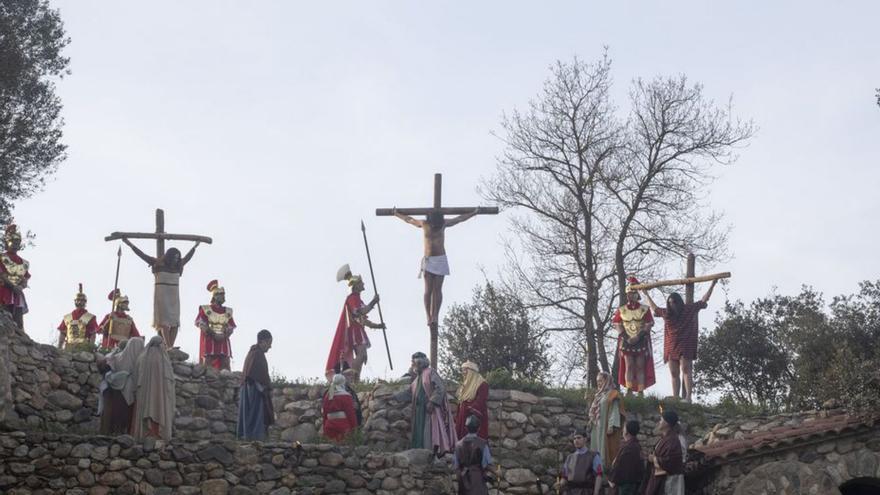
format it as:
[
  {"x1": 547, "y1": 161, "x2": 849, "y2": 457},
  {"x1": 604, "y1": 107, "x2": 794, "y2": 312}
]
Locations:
[
  {"x1": 181, "y1": 241, "x2": 201, "y2": 266},
  {"x1": 392, "y1": 208, "x2": 423, "y2": 228},
  {"x1": 444, "y1": 208, "x2": 479, "y2": 227},
  {"x1": 641, "y1": 290, "x2": 659, "y2": 312},
  {"x1": 701, "y1": 279, "x2": 719, "y2": 303},
  {"x1": 122, "y1": 238, "x2": 156, "y2": 265}
]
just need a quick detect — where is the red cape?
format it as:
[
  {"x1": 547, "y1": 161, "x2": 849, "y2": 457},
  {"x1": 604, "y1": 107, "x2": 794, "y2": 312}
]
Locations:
[{"x1": 325, "y1": 293, "x2": 361, "y2": 375}]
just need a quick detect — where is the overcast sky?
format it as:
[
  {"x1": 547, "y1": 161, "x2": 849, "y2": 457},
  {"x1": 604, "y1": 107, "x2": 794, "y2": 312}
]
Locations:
[{"x1": 14, "y1": 1, "x2": 879, "y2": 398}]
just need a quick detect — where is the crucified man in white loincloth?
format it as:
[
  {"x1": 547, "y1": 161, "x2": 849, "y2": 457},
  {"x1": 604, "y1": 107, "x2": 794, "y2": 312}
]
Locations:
[{"x1": 392, "y1": 208, "x2": 478, "y2": 331}]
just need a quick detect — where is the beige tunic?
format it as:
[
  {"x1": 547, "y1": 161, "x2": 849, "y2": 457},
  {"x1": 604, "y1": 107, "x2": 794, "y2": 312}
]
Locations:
[{"x1": 153, "y1": 271, "x2": 180, "y2": 329}]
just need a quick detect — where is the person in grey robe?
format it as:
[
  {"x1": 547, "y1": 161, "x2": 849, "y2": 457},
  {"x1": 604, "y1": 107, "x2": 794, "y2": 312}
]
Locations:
[{"x1": 394, "y1": 351, "x2": 457, "y2": 456}]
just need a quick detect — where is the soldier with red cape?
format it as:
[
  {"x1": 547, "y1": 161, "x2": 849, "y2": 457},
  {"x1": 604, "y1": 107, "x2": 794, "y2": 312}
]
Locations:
[
  {"x1": 613, "y1": 277, "x2": 656, "y2": 393},
  {"x1": 325, "y1": 264, "x2": 384, "y2": 382},
  {"x1": 0, "y1": 223, "x2": 29, "y2": 329},
  {"x1": 195, "y1": 280, "x2": 236, "y2": 370},
  {"x1": 57, "y1": 284, "x2": 98, "y2": 350}
]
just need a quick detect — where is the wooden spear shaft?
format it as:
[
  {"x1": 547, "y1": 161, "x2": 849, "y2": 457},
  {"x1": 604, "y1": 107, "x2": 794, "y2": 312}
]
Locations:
[
  {"x1": 628, "y1": 272, "x2": 731, "y2": 291},
  {"x1": 360, "y1": 220, "x2": 393, "y2": 370}
]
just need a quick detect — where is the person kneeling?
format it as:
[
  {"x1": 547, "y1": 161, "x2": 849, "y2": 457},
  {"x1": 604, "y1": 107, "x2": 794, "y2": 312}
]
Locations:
[{"x1": 322, "y1": 374, "x2": 358, "y2": 442}]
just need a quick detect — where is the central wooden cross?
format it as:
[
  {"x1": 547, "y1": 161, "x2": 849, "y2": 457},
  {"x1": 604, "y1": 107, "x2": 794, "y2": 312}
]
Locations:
[{"x1": 376, "y1": 173, "x2": 498, "y2": 367}]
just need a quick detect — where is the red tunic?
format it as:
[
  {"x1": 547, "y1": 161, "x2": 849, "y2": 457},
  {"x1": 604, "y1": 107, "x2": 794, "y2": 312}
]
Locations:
[
  {"x1": 195, "y1": 304, "x2": 236, "y2": 368},
  {"x1": 321, "y1": 390, "x2": 357, "y2": 442},
  {"x1": 613, "y1": 302, "x2": 656, "y2": 392},
  {"x1": 455, "y1": 382, "x2": 490, "y2": 440},
  {"x1": 325, "y1": 293, "x2": 371, "y2": 375},
  {"x1": 0, "y1": 252, "x2": 29, "y2": 308},
  {"x1": 655, "y1": 301, "x2": 706, "y2": 362},
  {"x1": 56, "y1": 308, "x2": 99, "y2": 339},
  {"x1": 98, "y1": 312, "x2": 140, "y2": 350}
]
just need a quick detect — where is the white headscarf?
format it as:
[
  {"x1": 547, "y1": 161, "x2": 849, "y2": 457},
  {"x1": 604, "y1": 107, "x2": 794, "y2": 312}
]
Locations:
[
  {"x1": 458, "y1": 361, "x2": 486, "y2": 402},
  {"x1": 105, "y1": 337, "x2": 145, "y2": 405},
  {"x1": 328, "y1": 374, "x2": 349, "y2": 400},
  {"x1": 589, "y1": 371, "x2": 613, "y2": 424}
]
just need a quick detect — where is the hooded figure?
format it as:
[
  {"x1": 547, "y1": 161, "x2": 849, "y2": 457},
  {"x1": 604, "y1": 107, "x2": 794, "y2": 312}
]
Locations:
[
  {"x1": 395, "y1": 352, "x2": 457, "y2": 455},
  {"x1": 455, "y1": 360, "x2": 489, "y2": 440},
  {"x1": 237, "y1": 329, "x2": 274, "y2": 440},
  {"x1": 98, "y1": 337, "x2": 145, "y2": 435},
  {"x1": 321, "y1": 374, "x2": 357, "y2": 442},
  {"x1": 132, "y1": 336, "x2": 176, "y2": 440}
]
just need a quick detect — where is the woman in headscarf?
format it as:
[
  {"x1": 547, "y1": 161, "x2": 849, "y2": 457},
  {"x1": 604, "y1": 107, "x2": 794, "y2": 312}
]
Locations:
[
  {"x1": 97, "y1": 337, "x2": 145, "y2": 435},
  {"x1": 321, "y1": 374, "x2": 358, "y2": 442},
  {"x1": 455, "y1": 360, "x2": 489, "y2": 440},
  {"x1": 131, "y1": 336, "x2": 176, "y2": 440},
  {"x1": 237, "y1": 329, "x2": 274, "y2": 440},
  {"x1": 588, "y1": 371, "x2": 625, "y2": 468}
]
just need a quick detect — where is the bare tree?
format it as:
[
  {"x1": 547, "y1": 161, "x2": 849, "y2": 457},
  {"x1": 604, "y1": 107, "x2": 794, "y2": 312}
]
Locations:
[{"x1": 484, "y1": 54, "x2": 754, "y2": 387}]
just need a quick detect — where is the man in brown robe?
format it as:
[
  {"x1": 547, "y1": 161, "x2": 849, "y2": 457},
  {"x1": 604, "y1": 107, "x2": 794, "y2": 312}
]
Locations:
[
  {"x1": 237, "y1": 329, "x2": 274, "y2": 440},
  {"x1": 645, "y1": 411, "x2": 685, "y2": 495},
  {"x1": 454, "y1": 414, "x2": 493, "y2": 495},
  {"x1": 558, "y1": 429, "x2": 603, "y2": 495},
  {"x1": 608, "y1": 420, "x2": 645, "y2": 495}
]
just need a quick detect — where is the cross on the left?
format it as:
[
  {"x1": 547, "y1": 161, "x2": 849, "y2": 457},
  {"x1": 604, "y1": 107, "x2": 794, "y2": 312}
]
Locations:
[{"x1": 105, "y1": 209, "x2": 212, "y2": 348}]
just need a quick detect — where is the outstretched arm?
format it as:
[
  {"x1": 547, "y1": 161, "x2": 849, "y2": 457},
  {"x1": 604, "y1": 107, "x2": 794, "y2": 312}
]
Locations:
[
  {"x1": 701, "y1": 279, "x2": 718, "y2": 303},
  {"x1": 444, "y1": 208, "x2": 479, "y2": 227},
  {"x1": 122, "y1": 238, "x2": 156, "y2": 265},
  {"x1": 642, "y1": 290, "x2": 659, "y2": 312},
  {"x1": 392, "y1": 208, "x2": 423, "y2": 228},
  {"x1": 181, "y1": 241, "x2": 201, "y2": 266}
]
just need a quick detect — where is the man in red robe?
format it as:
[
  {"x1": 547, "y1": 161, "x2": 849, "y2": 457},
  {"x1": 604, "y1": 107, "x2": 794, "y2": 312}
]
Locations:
[
  {"x1": 0, "y1": 223, "x2": 29, "y2": 329},
  {"x1": 195, "y1": 280, "x2": 236, "y2": 370},
  {"x1": 325, "y1": 264, "x2": 384, "y2": 382},
  {"x1": 321, "y1": 374, "x2": 358, "y2": 442},
  {"x1": 57, "y1": 284, "x2": 98, "y2": 350},
  {"x1": 612, "y1": 277, "x2": 656, "y2": 393},
  {"x1": 99, "y1": 289, "x2": 140, "y2": 350},
  {"x1": 456, "y1": 360, "x2": 489, "y2": 440},
  {"x1": 645, "y1": 410, "x2": 685, "y2": 495}
]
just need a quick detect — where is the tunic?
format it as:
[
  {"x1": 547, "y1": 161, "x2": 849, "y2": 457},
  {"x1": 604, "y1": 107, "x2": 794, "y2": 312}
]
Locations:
[
  {"x1": 98, "y1": 312, "x2": 140, "y2": 350},
  {"x1": 589, "y1": 389, "x2": 624, "y2": 466},
  {"x1": 609, "y1": 437, "x2": 645, "y2": 495},
  {"x1": 655, "y1": 301, "x2": 707, "y2": 362},
  {"x1": 153, "y1": 271, "x2": 180, "y2": 328},
  {"x1": 394, "y1": 367, "x2": 457, "y2": 454},
  {"x1": 612, "y1": 302, "x2": 656, "y2": 391},
  {"x1": 57, "y1": 308, "x2": 98, "y2": 348},
  {"x1": 645, "y1": 430, "x2": 685, "y2": 495},
  {"x1": 562, "y1": 448, "x2": 602, "y2": 495},
  {"x1": 454, "y1": 433, "x2": 492, "y2": 495}
]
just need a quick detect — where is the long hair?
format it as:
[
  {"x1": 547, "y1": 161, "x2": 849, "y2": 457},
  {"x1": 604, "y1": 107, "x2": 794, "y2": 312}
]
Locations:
[{"x1": 667, "y1": 292, "x2": 685, "y2": 320}]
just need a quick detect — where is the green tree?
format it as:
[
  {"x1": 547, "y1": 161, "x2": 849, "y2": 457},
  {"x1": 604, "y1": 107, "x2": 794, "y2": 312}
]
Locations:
[
  {"x1": 439, "y1": 281, "x2": 551, "y2": 383},
  {"x1": 0, "y1": 0, "x2": 70, "y2": 221}
]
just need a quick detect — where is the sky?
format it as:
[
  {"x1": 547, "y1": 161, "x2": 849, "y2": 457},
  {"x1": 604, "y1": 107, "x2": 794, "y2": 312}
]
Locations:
[{"x1": 13, "y1": 1, "x2": 880, "y2": 398}]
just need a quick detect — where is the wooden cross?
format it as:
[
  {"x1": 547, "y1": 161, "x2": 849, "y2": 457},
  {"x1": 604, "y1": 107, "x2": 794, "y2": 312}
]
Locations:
[
  {"x1": 376, "y1": 173, "x2": 498, "y2": 367},
  {"x1": 375, "y1": 173, "x2": 499, "y2": 217},
  {"x1": 627, "y1": 253, "x2": 730, "y2": 294},
  {"x1": 104, "y1": 209, "x2": 213, "y2": 254}
]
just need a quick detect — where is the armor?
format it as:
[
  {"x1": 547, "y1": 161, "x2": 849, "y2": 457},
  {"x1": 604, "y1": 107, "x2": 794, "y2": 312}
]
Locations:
[
  {"x1": 64, "y1": 312, "x2": 95, "y2": 346},
  {"x1": 1, "y1": 253, "x2": 28, "y2": 287},
  {"x1": 200, "y1": 305, "x2": 233, "y2": 336},
  {"x1": 618, "y1": 304, "x2": 650, "y2": 353},
  {"x1": 107, "y1": 314, "x2": 134, "y2": 342}
]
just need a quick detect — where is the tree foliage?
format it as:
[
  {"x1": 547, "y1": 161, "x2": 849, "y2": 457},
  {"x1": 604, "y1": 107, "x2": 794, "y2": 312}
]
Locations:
[
  {"x1": 439, "y1": 281, "x2": 551, "y2": 383},
  {"x1": 695, "y1": 282, "x2": 880, "y2": 412},
  {"x1": 0, "y1": 0, "x2": 70, "y2": 221},
  {"x1": 483, "y1": 52, "x2": 754, "y2": 386}
]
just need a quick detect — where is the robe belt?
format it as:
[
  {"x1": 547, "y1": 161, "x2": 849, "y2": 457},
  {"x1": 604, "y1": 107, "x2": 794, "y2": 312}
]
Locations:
[{"x1": 326, "y1": 411, "x2": 348, "y2": 420}]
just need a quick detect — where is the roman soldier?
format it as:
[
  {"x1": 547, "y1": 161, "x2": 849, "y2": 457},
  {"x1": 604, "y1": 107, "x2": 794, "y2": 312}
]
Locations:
[
  {"x1": 325, "y1": 264, "x2": 384, "y2": 382},
  {"x1": 195, "y1": 279, "x2": 236, "y2": 370},
  {"x1": 612, "y1": 276, "x2": 656, "y2": 393},
  {"x1": 57, "y1": 284, "x2": 98, "y2": 350},
  {"x1": 99, "y1": 289, "x2": 140, "y2": 350},
  {"x1": 0, "y1": 223, "x2": 30, "y2": 328}
]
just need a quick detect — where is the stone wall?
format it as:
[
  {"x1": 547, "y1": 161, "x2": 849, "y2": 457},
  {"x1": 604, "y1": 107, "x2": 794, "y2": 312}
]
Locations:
[{"x1": 0, "y1": 430, "x2": 454, "y2": 494}]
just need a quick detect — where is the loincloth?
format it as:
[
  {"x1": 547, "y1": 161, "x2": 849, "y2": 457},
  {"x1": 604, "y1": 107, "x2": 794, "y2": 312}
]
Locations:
[{"x1": 419, "y1": 255, "x2": 450, "y2": 278}]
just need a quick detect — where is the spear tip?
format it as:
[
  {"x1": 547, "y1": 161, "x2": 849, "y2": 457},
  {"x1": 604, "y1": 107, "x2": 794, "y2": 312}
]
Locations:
[
  {"x1": 117, "y1": 246, "x2": 122, "y2": 256},
  {"x1": 360, "y1": 219, "x2": 365, "y2": 231}
]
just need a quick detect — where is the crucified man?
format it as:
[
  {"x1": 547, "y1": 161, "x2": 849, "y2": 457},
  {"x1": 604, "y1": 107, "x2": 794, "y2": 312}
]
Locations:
[
  {"x1": 392, "y1": 208, "x2": 478, "y2": 330},
  {"x1": 121, "y1": 239, "x2": 200, "y2": 348}
]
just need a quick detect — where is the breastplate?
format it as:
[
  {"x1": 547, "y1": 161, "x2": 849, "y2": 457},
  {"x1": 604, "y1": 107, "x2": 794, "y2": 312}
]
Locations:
[
  {"x1": 202, "y1": 305, "x2": 233, "y2": 335},
  {"x1": 65, "y1": 313, "x2": 94, "y2": 345},
  {"x1": 1, "y1": 254, "x2": 28, "y2": 287},
  {"x1": 619, "y1": 305, "x2": 648, "y2": 338},
  {"x1": 108, "y1": 315, "x2": 133, "y2": 341}
]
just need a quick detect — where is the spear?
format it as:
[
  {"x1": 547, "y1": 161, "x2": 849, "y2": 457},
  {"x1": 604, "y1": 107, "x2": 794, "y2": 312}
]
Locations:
[
  {"x1": 106, "y1": 246, "x2": 122, "y2": 340},
  {"x1": 360, "y1": 220, "x2": 392, "y2": 369}
]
